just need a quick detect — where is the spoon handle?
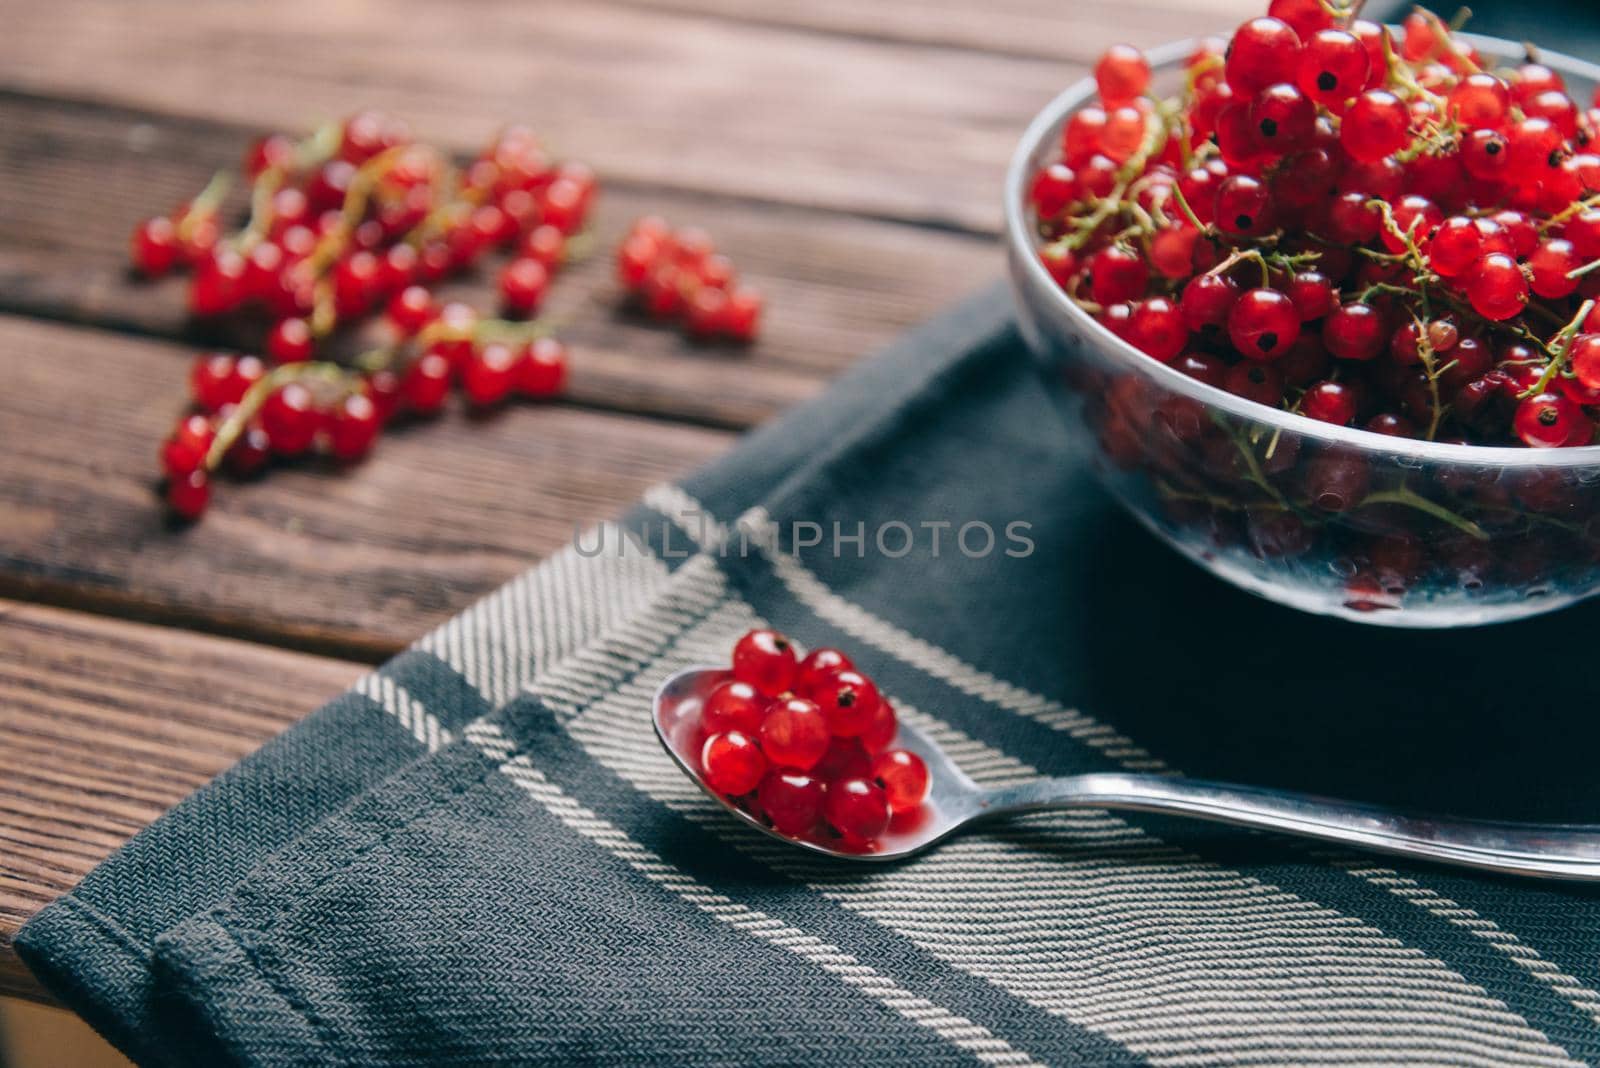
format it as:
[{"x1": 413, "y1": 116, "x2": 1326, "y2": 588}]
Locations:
[{"x1": 976, "y1": 773, "x2": 1600, "y2": 882}]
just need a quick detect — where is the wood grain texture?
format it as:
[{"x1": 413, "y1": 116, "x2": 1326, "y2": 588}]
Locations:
[
  {"x1": 0, "y1": 313, "x2": 733, "y2": 659},
  {"x1": 0, "y1": 93, "x2": 993, "y2": 430},
  {"x1": 0, "y1": 0, "x2": 1069, "y2": 232},
  {"x1": 622, "y1": 0, "x2": 1247, "y2": 60},
  {"x1": 0, "y1": 600, "x2": 365, "y2": 1002}
]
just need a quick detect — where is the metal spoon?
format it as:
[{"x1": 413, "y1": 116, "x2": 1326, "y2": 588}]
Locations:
[{"x1": 654, "y1": 666, "x2": 1600, "y2": 881}]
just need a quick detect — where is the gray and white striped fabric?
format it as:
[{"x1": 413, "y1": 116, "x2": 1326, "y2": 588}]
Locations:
[{"x1": 20, "y1": 286, "x2": 1600, "y2": 1066}]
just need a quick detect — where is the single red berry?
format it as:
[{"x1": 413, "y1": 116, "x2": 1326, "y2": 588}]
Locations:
[
  {"x1": 1303, "y1": 450, "x2": 1370, "y2": 509},
  {"x1": 1528, "y1": 238, "x2": 1582, "y2": 299},
  {"x1": 1366, "y1": 412, "x2": 1416, "y2": 437},
  {"x1": 190, "y1": 353, "x2": 239, "y2": 412},
  {"x1": 1286, "y1": 271, "x2": 1336, "y2": 321},
  {"x1": 189, "y1": 250, "x2": 247, "y2": 317},
  {"x1": 260, "y1": 382, "x2": 321, "y2": 455},
  {"x1": 1465, "y1": 252, "x2": 1529, "y2": 320},
  {"x1": 1460, "y1": 127, "x2": 1510, "y2": 182},
  {"x1": 537, "y1": 174, "x2": 592, "y2": 234},
  {"x1": 858, "y1": 697, "x2": 899, "y2": 755},
  {"x1": 1571, "y1": 334, "x2": 1600, "y2": 391},
  {"x1": 815, "y1": 737, "x2": 873, "y2": 782},
  {"x1": 703, "y1": 679, "x2": 767, "y2": 735},
  {"x1": 759, "y1": 697, "x2": 832, "y2": 771},
  {"x1": 1268, "y1": 0, "x2": 1332, "y2": 37},
  {"x1": 1298, "y1": 29, "x2": 1369, "y2": 107},
  {"x1": 1301, "y1": 380, "x2": 1359, "y2": 426},
  {"x1": 685, "y1": 285, "x2": 731, "y2": 338},
  {"x1": 1228, "y1": 288, "x2": 1300, "y2": 361},
  {"x1": 517, "y1": 337, "x2": 568, "y2": 398},
  {"x1": 1323, "y1": 302, "x2": 1386, "y2": 361},
  {"x1": 387, "y1": 285, "x2": 437, "y2": 335},
  {"x1": 1214, "y1": 174, "x2": 1273, "y2": 236},
  {"x1": 1505, "y1": 117, "x2": 1565, "y2": 184},
  {"x1": 401, "y1": 352, "x2": 453, "y2": 415},
  {"x1": 244, "y1": 133, "x2": 295, "y2": 178},
  {"x1": 823, "y1": 777, "x2": 890, "y2": 844},
  {"x1": 871, "y1": 749, "x2": 929, "y2": 814},
  {"x1": 165, "y1": 469, "x2": 210, "y2": 521},
  {"x1": 266, "y1": 317, "x2": 314, "y2": 363},
  {"x1": 1098, "y1": 104, "x2": 1146, "y2": 163},
  {"x1": 463, "y1": 342, "x2": 520, "y2": 407},
  {"x1": 1226, "y1": 18, "x2": 1303, "y2": 96},
  {"x1": 1341, "y1": 89, "x2": 1410, "y2": 162},
  {"x1": 329, "y1": 392, "x2": 381, "y2": 461},
  {"x1": 731, "y1": 629, "x2": 798, "y2": 697},
  {"x1": 1129, "y1": 297, "x2": 1188, "y2": 361},
  {"x1": 1029, "y1": 162, "x2": 1078, "y2": 219},
  {"x1": 617, "y1": 232, "x2": 662, "y2": 289},
  {"x1": 1381, "y1": 194, "x2": 1442, "y2": 254},
  {"x1": 1514, "y1": 392, "x2": 1586, "y2": 448},
  {"x1": 1325, "y1": 191, "x2": 1381, "y2": 243},
  {"x1": 364, "y1": 370, "x2": 403, "y2": 425},
  {"x1": 130, "y1": 216, "x2": 180, "y2": 277},
  {"x1": 332, "y1": 250, "x2": 381, "y2": 318},
  {"x1": 1088, "y1": 245, "x2": 1148, "y2": 304},
  {"x1": 161, "y1": 413, "x2": 215, "y2": 476},
  {"x1": 757, "y1": 772, "x2": 825, "y2": 836},
  {"x1": 1427, "y1": 215, "x2": 1482, "y2": 277},
  {"x1": 1180, "y1": 272, "x2": 1241, "y2": 329},
  {"x1": 814, "y1": 669, "x2": 882, "y2": 738},
  {"x1": 1250, "y1": 82, "x2": 1314, "y2": 151},
  {"x1": 1094, "y1": 44, "x2": 1150, "y2": 106},
  {"x1": 500, "y1": 256, "x2": 550, "y2": 317},
  {"x1": 796, "y1": 648, "x2": 853, "y2": 696},
  {"x1": 701, "y1": 731, "x2": 768, "y2": 796},
  {"x1": 723, "y1": 287, "x2": 763, "y2": 343},
  {"x1": 1149, "y1": 225, "x2": 1199, "y2": 279},
  {"x1": 1223, "y1": 361, "x2": 1285, "y2": 406},
  {"x1": 1448, "y1": 72, "x2": 1511, "y2": 129},
  {"x1": 1063, "y1": 105, "x2": 1109, "y2": 165},
  {"x1": 225, "y1": 424, "x2": 272, "y2": 478}
]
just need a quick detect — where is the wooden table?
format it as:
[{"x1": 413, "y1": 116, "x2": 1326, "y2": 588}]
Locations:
[{"x1": 0, "y1": 0, "x2": 1257, "y2": 1006}]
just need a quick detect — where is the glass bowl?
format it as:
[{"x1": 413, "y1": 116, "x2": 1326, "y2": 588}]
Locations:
[{"x1": 1005, "y1": 34, "x2": 1600, "y2": 628}]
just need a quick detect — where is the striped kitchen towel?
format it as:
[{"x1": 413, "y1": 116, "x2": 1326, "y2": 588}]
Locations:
[{"x1": 18, "y1": 283, "x2": 1600, "y2": 1066}]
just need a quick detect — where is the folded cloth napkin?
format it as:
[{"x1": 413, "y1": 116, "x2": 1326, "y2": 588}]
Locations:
[{"x1": 19, "y1": 283, "x2": 1600, "y2": 1066}]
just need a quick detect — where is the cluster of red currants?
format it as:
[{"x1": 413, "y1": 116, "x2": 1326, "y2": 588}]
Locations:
[
  {"x1": 1029, "y1": 2, "x2": 1600, "y2": 449},
  {"x1": 695, "y1": 629, "x2": 929, "y2": 849},
  {"x1": 142, "y1": 114, "x2": 586, "y2": 521},
  {"x1": 616, "y1": 217, "x2": 764, "y2": 342}
]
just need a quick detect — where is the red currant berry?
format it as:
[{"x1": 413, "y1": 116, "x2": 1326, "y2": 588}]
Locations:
[
  {"x1": 517, "y1": 337, "x2": 568, "y2": 398},
  {"x1": 522, "y1": 224, "x2": 567, "y2": 271},
  {"x1": 757, "y1": 772, "x2": 825, "y2": 836},
  {"x1": 260, "y1": 382, "x2": 321, "y2": 455},
  {"x1": 796, "y1": 648, "x2": 853, "y2": 696},
  {"x1": 463, "y1": 342, "x2": 520, "y2": 407},
  {"x1": 1149, "y1": 224, "x2": 1199, "y2": 279},
  {"x1": 1381, "y1": 194, "x2": 1442, "y2": 254},
  {"x1": 1465, "y1": 252, "x2": 1529, "y2": 320},
  {"x1": 731, "y1": 629, "x2": 798, "y2": 697},
  {"x1": 500, "y1": 256, "x2": 550, "y2": 317},
  {"x1": 759, "y1": 697, "x2": 831, "y2": 771},
  {"x1": 1250, "y1": 82, "x2": 1314, "y2": 151},
  {"x1": 1094, "y1": 44, "x2": 1150, "y2": 106},
  {"x1": 387, "y1": 285, "x2": 436, "y2": 335},
  {"x1": 1129, "y1": 297, "x2": 1189, "y2": 361},
  {"x1": 1341, "y1": 89, "x2": 1410, "y2": 162},
  {"x1": 1300, "y1": 380, "x2": 1359, "y2": 426},
  {"x1": 1448, "y1": 72, "x2": 1511, "y2": 129},
  {"x1": 1298, "y1": 29, "x2": 1369, "y2": 107},
  {"x1": 329, "y1": 392, "x2": 381, "y2": 462},
  {"x1": 870, "y1": 749, "x2": 929, "y2": 814},
  {"x1": 1325, "y1": 191, "x2": 1381, "y2": 243},
  {"x1": 1506, "y1": 117, "x2": 1565, "y2": 183},
  {"x1": 1426, "y1": 215, "x2": 1482, "y2": 277},
  {"x1": 131, "y1": 217, "x2": 180, "y2": 276},
  {"x1": 1571, "y1": 334, "x2": 1600, "y2": 391},
  {"x1": 1223, "y1": 361, "x2": 1285, "y2": 406},
  {"x1": 814, "y1": 669, "x2": 881, "y2": 738},
  {"x1": 1303, "y1": 450, "x2": 1370, "y2": 509},
  {"x1": 1366, "y1": 412, "x2": 1416, "y2": 437},
  {"x1": 1226, "y1": 18, "x2": 1303, "y2": 96},
  {"x1": 1088, "y1": 245, "x2": 1148, "y2": 304},
  {"x1": 226, "y1": 424, "x2": 272, "y2": 478},
  {"x1": 704, "y1": 679, "x2": 767, "y2": 735},
  {"x1": 701, "y1": 731, "x2": 768, "y2": 796},
  {"x1": 165, "y1": 469, "x2": 210, "y2": 521},
  {"x1": 1286, "y1": 271, "x2": 1336, "y2": 321},
  {"x1": 1323, "y1": 302, "x2": 1386, "y2": 361},
  {"x1": 401, "y1": 352, "x2": 453, "y2": 415},
  {"x1": 1214, "y1": 174, "x2": 1273, "y2": 236},
  {"x1": 161, "y1": 413, "x2": 216, "y2": 476},
  {"x1": 823, "y1": 776, "x2": 890, "y2": 844},
  {"x1": 723, "y1": 287, "x2": 763, "y2": 343},
  {"x1": 189, "y1": 249, "x2": 248, "y2": 317},
  {"x1": 1514, "y1": 392, "x2": 1586, "y2": 448},
  {"x1": 1528, "y1": 238, "x2": 1582, "y2": 299},
  {"x1": 1181, "y1": 272, "x2": 1241, "y2": 330},
  {"x1": 1228, "y1": 287, "x2": 1300, "y2": 361}
]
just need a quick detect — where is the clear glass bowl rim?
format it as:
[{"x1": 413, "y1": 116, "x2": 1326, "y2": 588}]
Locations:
[{"x1": 1003, "y1": 30, "x2": 1600, "y2": 469}]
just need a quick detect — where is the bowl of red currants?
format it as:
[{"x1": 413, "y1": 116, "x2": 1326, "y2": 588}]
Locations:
[{"x1": 1006, "y1": 5, "x2": 1600, "y2": 627}]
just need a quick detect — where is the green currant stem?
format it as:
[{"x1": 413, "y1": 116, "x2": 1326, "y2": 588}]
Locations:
[
  {"x1": 1521, "y1": 299, "x2": 1596, "y2": 398},
  {"x1": 175, "y1": 170, "x2": 231, "y2": 245},
  {"x1": 1565, "y1": 257, "x2": 1600, "y2": 281},
  {"x1": 202, "y1": 362, "x2": 360, "y2": 471},
  {"x1": 1361, "y1": 486, "x2": 1488, "y2": 540}
]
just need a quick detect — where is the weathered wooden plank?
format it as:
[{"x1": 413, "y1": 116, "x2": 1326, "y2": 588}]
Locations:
[
  {"x1": 0, "y1": 313, "x2": 733, "y2": 658},
  {"x1": 623, "y1": 0, "x2": 1252, "y2": 61},
  {"x1": 0, "y1": 0, "x2": 1076, "y2": 232},
  {"x1": 0, "y1": 92, "x2": 992, "y2": 429},
  {"x1": 0, "y1": 599, "x2": 366, "y2": 1004}
]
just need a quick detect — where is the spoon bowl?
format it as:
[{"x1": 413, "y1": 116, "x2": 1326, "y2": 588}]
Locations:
[{"x1": 655, "y1": 666, "x2": 1600, "y2": 880}]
